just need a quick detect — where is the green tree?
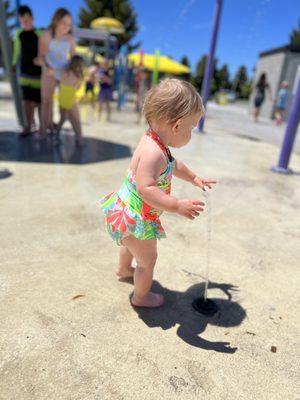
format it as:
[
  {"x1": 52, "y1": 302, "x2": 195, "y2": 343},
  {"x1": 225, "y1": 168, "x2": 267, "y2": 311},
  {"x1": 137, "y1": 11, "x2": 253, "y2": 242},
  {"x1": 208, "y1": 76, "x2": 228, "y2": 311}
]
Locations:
[
  {"x1": 180, "y1": 55, "x2": 191, "y2": 81},
  {"x1": 78, "y1": 0, "x2": 139, "y2": 50},
  {"x1": 240, "y1": 81, "x2": 252, "y2": 99},
  {"x1": 180, "y1": 55, "x2": 190, "y2": 67},
  {"x1": 290, "y1": 20, "x2": 300, "y2": 51},
  {"x1": 217, "y1": 63, "x2": 231, "y2": 89},
  {"x1": 192, "y1": 55, "x2": 206, "y2": 91},
  {"x1": 232, "y1": 65, "x2": 248, "y2": 97},
  {"x1": 192, "y1": 55, "x2": 219, "y2": 94}
]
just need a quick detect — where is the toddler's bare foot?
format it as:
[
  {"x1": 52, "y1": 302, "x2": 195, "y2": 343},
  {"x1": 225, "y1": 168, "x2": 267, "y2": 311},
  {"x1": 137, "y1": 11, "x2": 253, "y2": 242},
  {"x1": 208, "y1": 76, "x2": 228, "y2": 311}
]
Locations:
[
  {"x1": 131, "y1": 292, "x2": 164, "y2": 308},
  {"x1": 116, "y1": 266, "x2": 135, "y2": 280}
]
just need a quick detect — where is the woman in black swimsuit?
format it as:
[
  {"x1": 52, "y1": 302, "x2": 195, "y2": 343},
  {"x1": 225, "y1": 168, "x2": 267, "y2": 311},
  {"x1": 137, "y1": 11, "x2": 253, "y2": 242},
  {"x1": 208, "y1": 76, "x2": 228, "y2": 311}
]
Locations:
[{"x1": 253, "y1": 73, "x2": 272, "y2": 122}]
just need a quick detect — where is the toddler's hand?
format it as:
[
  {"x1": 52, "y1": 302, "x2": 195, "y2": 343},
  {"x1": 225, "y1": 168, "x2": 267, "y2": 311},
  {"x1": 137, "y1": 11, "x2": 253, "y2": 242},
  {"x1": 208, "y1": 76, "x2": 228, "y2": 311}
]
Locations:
[
  {"x1": 193, "y1": 177, "x2": 217, "y2": 191},
  {"x1": 177, "y1": 199, "x2": 205, "y2": 220}
]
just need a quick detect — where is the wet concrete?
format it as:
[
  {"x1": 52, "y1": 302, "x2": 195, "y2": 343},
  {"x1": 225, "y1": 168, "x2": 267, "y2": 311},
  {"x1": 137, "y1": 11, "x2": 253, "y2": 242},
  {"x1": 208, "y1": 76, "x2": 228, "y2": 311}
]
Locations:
[
  {"x1": 0, "y1": 100, "x2": 299, "y2": 399},
  {"x1": 0, "y1": 131, "x2": 131, "y2": 165}
]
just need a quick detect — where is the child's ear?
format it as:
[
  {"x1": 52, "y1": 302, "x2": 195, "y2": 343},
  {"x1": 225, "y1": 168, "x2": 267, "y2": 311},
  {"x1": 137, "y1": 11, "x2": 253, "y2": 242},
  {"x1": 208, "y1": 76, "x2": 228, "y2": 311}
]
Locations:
[{"x1": 173, "y1": 118, "x2": 182, "y2": 133}]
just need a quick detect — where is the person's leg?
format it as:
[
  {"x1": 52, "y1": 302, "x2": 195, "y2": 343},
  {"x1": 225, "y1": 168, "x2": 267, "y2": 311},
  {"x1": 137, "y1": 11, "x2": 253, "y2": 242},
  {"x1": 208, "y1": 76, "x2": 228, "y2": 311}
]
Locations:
[
  {"x1": 121, "y1": 235, "x2": 164, "y2": 308},
  {"x1": 105, "y1": 100, "x2": 111, "y2": 121},
  {"x1": 278, "y1": 109, "x2": 283, "y2": 124},
  {"x1": 90, "y1": 86, "x2": 96, "y2": 106},
  {"x1": 22, "y1": 100, "x2": 33, "y2": 134},
  {"x1": 31, "y1": 102, "x2": 39, "y2": 132},
  {"x1": 253, "y1": 107, "x2": 259, "y2": 122},
  {"x1": 56, "y1": 108, "x2": 67, "y2": 136},
  {"x1": 116, "y1": 246, "x2": 135, "y2": 279},
  {"x1": 68, "y1": 105, "x2": 83, "y2": 145},
  {"x1": 275, "y1": 108, "x2": 280, "y2": 125},
  {"x1": 39, "y1": 71, "x2": 56, "y2": 137},
  {"x1": 36, "y1": 102, "x2": 41, "y2": 131},
  {"x1": 28, "y1": 101, "x2": 35, "y2": 130},
  {"x1": 98, "y1": 98, "x2": 103, "y2": 117}
]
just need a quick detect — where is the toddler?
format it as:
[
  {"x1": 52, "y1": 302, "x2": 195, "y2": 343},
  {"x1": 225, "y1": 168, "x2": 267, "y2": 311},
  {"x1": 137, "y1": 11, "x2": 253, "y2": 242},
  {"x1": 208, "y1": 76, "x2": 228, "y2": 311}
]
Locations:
[
  {"x1": 56, "y1": 55, "x2": 84, "y2": 146},
  {"x1": 274, "y1": 81, "x2": 289, "y2": 125},
  {"x1": 100, "y1": 79, "x2": 216, "y2": 308}
]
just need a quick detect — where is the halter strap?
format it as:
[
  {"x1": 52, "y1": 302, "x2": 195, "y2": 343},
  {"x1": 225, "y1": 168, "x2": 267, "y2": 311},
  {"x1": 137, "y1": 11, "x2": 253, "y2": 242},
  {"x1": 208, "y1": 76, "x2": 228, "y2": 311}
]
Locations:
[{"x1": 146, "y1": 129, "x2": 173, "y2": 162}]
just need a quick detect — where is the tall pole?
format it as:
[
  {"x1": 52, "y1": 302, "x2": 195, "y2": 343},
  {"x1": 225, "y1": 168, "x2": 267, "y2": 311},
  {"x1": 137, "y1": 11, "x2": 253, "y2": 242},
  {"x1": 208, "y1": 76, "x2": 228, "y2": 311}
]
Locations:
[
  {"x1": 117, "y1": 46, "x2": 127, "y2": 110},
  {"x1": 0, "y1": 0, "x2": 25, "y2": 127},
  {"x1": 152, "y1": 49, "x2": 160, "y2": 87},
  {"x1": 135, "y1": 49, "x2": 144, "y2": 112},
  {"x1": 198, "y1": 0, "x2": 223, "y2": 132},
  {"x1": 272, "y1": 79, "x2": 300, "y2": 174},
  {"x1": 15, "y1": 0, "x2": 20, "y2": 27}
]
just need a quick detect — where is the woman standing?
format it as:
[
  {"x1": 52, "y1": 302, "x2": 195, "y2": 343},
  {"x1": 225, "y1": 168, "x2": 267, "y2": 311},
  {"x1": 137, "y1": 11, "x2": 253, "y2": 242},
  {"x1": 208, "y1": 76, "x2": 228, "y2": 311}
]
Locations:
[
  {"x1": 253, "y1": 73, "x2": 272, "y2": 122},
  {"x1": 35, "y1": 8, "x2": 75, "y2": 137}
]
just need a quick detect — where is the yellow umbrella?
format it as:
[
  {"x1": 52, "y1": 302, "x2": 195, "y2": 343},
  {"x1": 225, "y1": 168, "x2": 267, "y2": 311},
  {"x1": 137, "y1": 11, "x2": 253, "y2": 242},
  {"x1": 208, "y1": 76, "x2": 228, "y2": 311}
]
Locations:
[
  {"x1": 128, "y1": 53, "x2": 190, "y2": 75},
  {"x1": 90, "y1": 17, "x2": 125, "y2": 34}
]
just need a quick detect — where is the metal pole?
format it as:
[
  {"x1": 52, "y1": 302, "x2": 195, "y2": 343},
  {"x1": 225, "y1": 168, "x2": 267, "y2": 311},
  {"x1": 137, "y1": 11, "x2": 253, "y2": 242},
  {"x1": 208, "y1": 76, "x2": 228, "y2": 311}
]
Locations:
[
  {"x1": 152, "y1": 49, "x2": 160, "y2": 87},
  {"x1": 0, "y1": 0, "x2": 25, "y2": 127},
  {"x1": 136, "y1": 49, "x2": 144, "y2": 112},
  {"x1": 198, "y1": 0, "x2": 223, "y2": 132},
  {"x1": 117, "y1": 46, "x2": 125, "y2": 110},
  {"x1": 15, "y1": 0, "x2": 20, "y2": 27},
  {"x1": 272, "y1": 78, "x2": 300, "y2": 174}
]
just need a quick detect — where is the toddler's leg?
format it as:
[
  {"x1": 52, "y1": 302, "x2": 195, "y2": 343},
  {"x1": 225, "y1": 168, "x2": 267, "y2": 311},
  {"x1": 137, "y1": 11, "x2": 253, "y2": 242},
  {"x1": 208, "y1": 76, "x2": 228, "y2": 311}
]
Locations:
[
  {"x1": 98, "y1": 99, "x2": 103, "y2": 117},
  {"x1": 116, "y1": 246, "x2": 135, "y2": 279},
  {"x1": 56, "y1": 108, "x2": 67, "y2": 134},
  {"x1": 69, "y1": 105, "x2": 83, "y2": 146},
  {"x1": 54, "y1": 109, "x2": 67, "y2": 144},
  {"x1": 105, "y1": 101, "x2": 111, "y2": 121},
  {"x1": 122, "y1": 235, "x2": 164, "y2": 308}
]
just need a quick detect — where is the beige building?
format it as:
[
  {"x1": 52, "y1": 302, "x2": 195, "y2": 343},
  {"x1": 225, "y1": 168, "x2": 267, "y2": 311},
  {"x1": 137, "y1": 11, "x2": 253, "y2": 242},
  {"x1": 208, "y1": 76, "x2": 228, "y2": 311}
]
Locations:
[{"x1": 250, "y1": 45, "x2": 300, "y2": 120}]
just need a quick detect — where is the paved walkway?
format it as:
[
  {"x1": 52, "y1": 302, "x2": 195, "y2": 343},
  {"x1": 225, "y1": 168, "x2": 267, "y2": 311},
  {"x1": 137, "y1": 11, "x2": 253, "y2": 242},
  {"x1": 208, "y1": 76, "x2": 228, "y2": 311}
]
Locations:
[{"x1": 0, "y1": 98, "x2": 299, "y2": 399}]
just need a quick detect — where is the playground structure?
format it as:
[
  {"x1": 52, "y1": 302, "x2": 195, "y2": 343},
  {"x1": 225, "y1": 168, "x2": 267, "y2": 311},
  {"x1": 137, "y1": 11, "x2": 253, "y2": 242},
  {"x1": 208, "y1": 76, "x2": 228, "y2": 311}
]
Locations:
[
  {"x1": 251, "y1": 45, "x2": 300, "y2": 121},
  {"x1": 0, "y1": 0, "x2": 299, "y2": 172},
  {"x1": 0, "y1": 0, "x2": 25, "y2": 127}
]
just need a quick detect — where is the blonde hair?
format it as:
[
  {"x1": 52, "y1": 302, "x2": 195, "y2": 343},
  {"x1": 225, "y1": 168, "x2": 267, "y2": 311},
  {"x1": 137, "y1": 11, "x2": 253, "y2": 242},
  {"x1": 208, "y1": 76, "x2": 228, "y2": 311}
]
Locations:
[{"x1": 143, "y1": 79, "x2": 204, "y2": 125}]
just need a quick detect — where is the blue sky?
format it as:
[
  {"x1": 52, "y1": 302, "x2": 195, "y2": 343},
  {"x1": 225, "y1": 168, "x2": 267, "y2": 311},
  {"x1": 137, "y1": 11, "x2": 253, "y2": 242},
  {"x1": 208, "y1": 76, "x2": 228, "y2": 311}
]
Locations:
[{"x1": 19, "y1": 0, "x2": 299, "y2": 77}]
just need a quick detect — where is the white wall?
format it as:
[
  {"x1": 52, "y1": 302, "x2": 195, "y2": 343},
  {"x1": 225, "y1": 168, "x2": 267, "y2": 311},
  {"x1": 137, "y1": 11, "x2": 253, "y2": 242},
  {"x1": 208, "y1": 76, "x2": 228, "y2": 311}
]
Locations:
[{"x1": 250, "y1": 52, "x2": 286, "y2": 119}]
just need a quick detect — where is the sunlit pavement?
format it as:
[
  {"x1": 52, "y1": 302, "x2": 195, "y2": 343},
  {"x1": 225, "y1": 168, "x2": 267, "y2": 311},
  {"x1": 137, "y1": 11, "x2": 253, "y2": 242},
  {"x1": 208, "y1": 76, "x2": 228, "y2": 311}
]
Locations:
[{"x1": 0, "y1": 98, "x2": 299, "y2": 399}]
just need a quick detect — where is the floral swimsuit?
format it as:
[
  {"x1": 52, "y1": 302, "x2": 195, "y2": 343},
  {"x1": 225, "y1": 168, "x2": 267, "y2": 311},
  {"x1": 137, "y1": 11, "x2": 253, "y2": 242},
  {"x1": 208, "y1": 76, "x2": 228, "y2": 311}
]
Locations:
[{"x1": 100, "y1": 129, "x2": 176, "y2": 245}]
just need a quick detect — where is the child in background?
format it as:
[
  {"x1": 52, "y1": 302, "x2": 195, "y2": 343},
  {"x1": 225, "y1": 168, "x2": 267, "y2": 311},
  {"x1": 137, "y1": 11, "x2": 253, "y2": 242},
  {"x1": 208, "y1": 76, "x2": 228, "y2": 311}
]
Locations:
[
  {"x1": 100, "y1": 79, "x2": 216, "y2": 308},
  {"x1": 35, "y1": 8, "x2": 75, "y2": 138},
  {"x1": 12, "y1": 5, "x2": 42, "y2": 136},
  {"x1": 274, "y1": 81, "x2": 290, "y2": 125},
  {"x1": 56, "y1": 55, "x2": 84, "y2": 146},
  {"x1": 135, "y1": 67, "x2": 148, "y2": 124},
  {"x1": 85, "y1": 61, "x2": 100, "y2": 102},
  {"x1": 98, "y1": 60, "x2": 113, "y2": 121}
]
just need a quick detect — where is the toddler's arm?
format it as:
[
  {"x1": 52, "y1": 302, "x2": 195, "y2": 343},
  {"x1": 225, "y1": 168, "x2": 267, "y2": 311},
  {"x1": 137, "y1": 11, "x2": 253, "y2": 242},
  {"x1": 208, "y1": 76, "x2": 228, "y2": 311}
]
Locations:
[
  {"x1": 174, "y1": 160, "x2": 216, "y2": 191},
  {"x1": 136, "y1": 152, "x2": 204, "y2": 219},
  {"x1": 173, "y1": 159, "x2": 196, "y2": 183}
]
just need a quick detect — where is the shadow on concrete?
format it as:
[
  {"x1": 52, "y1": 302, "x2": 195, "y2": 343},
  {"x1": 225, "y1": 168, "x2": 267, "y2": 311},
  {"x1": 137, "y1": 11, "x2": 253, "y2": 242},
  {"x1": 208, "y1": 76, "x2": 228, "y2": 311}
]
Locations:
[
  {"x1": 0, "y1": 131, "x2": 131, "y2": 165},
  {"x1": 131, "y1": 280, "x2": 246, "y2": 354},
  {"x1": 0, "y1": 168, "x2": 13, "y2": 180}
]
